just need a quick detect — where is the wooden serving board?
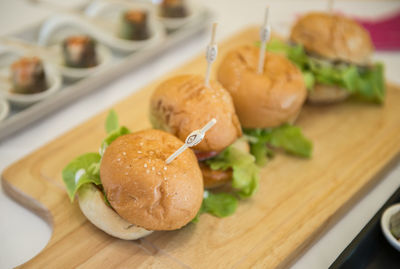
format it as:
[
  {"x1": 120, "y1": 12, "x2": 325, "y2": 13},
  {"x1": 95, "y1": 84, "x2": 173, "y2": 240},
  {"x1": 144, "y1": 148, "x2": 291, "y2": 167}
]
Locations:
[{"x1": 3, "y1": 26, "x2": 400, "y2": 269}]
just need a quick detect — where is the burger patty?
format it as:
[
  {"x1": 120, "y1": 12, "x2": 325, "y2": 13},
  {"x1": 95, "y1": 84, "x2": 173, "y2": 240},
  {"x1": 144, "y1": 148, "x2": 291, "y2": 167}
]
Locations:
[
  {"x1": 199, "y1": 162, "x2": 232, "y2": 189},
  {"x1": 196, "y1": 139, "x2": 250, "y2": 189}
]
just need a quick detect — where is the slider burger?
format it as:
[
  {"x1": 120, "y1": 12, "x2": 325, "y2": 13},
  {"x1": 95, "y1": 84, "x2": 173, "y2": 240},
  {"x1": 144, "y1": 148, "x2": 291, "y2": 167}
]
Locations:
[
  {"x1": 272, "y1": 12, "x2": 385, "y2": 104},
  {"x1": 217, "y1": 45, "x2": 312, "y2": 165},
  {"x1": 150, "y1": 74, "x2": 259, "y2": 197},
  {"x1": 63, "y1": 124, "x2": 203, "y2": 240}
]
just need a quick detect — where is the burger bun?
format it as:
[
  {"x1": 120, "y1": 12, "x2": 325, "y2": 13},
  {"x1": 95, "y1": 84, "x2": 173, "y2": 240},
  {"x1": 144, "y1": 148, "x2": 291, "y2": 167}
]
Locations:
[
  {"x1": 78, "y1": 184, "x2": 152, "y2": 240},
  {"x1": 307, "y1": 83, "x2": 350, "y2": 104},
  {"x1": 218, "y1": 45, "x2": 306, "y2": 129},
  {"x1": 100, "y1": 129, "x2": 204, "y2": 231}
]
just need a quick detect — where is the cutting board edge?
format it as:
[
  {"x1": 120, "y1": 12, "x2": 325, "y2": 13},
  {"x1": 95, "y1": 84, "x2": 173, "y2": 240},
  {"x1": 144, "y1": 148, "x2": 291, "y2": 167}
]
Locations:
[{"x1": 1, "y1": 176, "x2": 53, "y2": 226}]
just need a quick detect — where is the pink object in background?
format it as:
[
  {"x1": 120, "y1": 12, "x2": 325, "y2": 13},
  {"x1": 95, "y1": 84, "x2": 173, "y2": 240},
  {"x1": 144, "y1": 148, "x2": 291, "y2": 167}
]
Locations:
[{"x1": 355, "y1": 10, "x2": 400, "y2": 51}]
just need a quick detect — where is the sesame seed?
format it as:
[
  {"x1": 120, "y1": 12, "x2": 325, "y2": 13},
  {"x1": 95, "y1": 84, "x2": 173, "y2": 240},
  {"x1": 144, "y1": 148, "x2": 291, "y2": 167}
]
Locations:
[
  {"x1": 163, "y1": 166, "x2": 167, "y2": 171},
  {"x1": 157, "y1": 171, "x2": 161, "y2": 175},
  {"x1": 122, "y1": 152, "x2": 126, "y2": 156},
  {"x1": 144, "y1": 163, "x2": 147, "y2": 168},
  {"x1": 140, "y1": 142, "x2": 144, "y2": 146},
  {"x1": 137, "y1": 151, "x2": 142, "y2": 154},
  {"x1": 152, "y1": 167, "x2": 155, "y2": 171},
  {"x1": 146, "y1": 169, "x2": 150, "y2": 174}
]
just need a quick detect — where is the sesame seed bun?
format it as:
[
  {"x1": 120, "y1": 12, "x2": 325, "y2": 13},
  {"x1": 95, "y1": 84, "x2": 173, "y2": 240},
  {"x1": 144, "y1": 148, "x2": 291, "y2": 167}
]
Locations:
[
  {"x1": 150, "y1": 74, "x2": 242, "y2": 153},
  {"x1": 100, "y1": 129, "x2": 203, "y2": 231},
  {"x1": 217, "y1": 45, "x2": 307, "y2": 129},
  {"x1": 290, "y1": 12, "x2": 373, "y2": 65}
]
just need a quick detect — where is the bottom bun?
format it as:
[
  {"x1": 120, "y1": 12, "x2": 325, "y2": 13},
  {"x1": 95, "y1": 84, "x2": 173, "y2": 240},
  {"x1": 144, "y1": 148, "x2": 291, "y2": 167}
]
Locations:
[
  {"x1": 307, "y1": 83, "x2": 350, "y2": 104},
  {"x1": 200, "y1": 138, "x2": 250, "y2": 189},
  {"x1": 78, "y1": 184, "x2": 153, "y2": 240}
]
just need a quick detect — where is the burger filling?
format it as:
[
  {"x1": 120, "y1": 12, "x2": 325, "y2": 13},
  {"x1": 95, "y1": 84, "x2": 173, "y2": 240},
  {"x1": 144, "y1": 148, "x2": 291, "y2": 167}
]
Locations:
[
  {"x1": 244, "y1": 124, "x2": 312, "y2": 166},
  {"x1": 62, "y1": 35, "x2": 98, "y2": 68},
  {"x1": 192, "y1": 139, "x2": 260, "y2": 222},
  {"x1": 262, "y1": 39, "x2": 385, "y2": 104},
  {"x1": 160, "y1": 0, "x2": 188, "y2": 18},
  {"x1": 11, "y1": 57, "x2": 47, "y2": 94},
  {"x1": 120, "y1": 9, "x2": 150, "y2": 41},
  {"x1": 195, "y1": 150, "x2": 219, "y2": 161}
]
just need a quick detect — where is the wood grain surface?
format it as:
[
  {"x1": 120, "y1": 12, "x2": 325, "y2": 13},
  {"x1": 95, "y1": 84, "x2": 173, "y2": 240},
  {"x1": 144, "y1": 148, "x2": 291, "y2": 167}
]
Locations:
[{"x1": 2, "y1": 26, "x2": 400, "y2": 269}]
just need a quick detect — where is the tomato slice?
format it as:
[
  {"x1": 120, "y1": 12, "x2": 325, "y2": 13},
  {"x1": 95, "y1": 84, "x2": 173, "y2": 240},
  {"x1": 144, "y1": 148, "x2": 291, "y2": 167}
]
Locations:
[{"x1": 194, "y1": 150, "x2": 219, "y2": 161}]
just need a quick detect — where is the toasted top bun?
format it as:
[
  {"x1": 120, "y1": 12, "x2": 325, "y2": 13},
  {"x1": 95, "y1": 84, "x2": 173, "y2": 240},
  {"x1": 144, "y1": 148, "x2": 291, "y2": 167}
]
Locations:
[
  {"x1": 217, "y1": 45, "x2": 306, "y2": 129},
  {"x1": 100, "y1": 129, "x2": 203, "y2": 231},
  {"x1": 290, "y1": 12, "x2": 373, "y2": 65},
  {"x1": 150, "y1": 74, "x2": 242, "y2": 153}
]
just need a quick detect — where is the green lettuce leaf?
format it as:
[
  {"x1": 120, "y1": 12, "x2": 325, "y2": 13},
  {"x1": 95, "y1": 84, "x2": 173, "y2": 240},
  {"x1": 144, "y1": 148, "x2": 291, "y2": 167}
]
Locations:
[
  {"x1": 63, "y1": 110, "x2": 132, "y2": 202},
  {"x1": 100, "y1": 110, "x2": 131, "y2": 155},
  {"x1": 62, "y1": 153, "x2": 102, "y2": 202},
  {"x1": 269, "y1": 124, "x2": 312, "y2": 158},
  {"x1": 249, "y1": 140, "x2": 274, "y2": 166},
  {"x1": 263, "y1": 39, "x2": 385, "y2": 103},
  {"x1": 100, "y1": 126, "x2": 131, "y2": 155},
  {"x1": 245, "y1": 124, "x2": 312, "y2": 164},
  {"x1": 303, "y1": 71, "x2": 315, "y2": 90},
  {"x1": 192, "y1": 191, "x2": 238, "y2": 223},
  {"x1": 206, "y1": 146, "x2": 259, "y2": 198},
  {"x1": 100, "y1": 109, "x2": 131, "y2": 155},
  {"x1": 105, "y1": 109, "x2": 119, "y2": 134}
]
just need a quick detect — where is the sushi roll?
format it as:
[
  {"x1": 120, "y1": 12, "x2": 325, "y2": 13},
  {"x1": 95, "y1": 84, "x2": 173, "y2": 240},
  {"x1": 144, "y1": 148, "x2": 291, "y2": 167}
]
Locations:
[
  {"x1": 119, "y1": 10, "x2": 150, "y2": 41},
  {"x1": 62, "y1": 35, "x2": 98, "y2": 68},
  {"x1": 11, "y1": 56, "x2": 47, "y2": 94},
  {"x1": 160, "y1": 0, "x2": 188, "y2": 18}
]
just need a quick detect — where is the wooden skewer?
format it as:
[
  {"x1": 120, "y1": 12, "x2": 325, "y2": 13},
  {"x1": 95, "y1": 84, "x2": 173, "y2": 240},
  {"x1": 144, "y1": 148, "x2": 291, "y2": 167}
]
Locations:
[
  {"x1": 257, "y1": 6, "x2": 270, "y2": 74},
  {"x1": 210, "y1": 22, "x2": 217, "y2": 44},
  {"x1": 204, "y1": 23, "x2": 218, "y2": 87},
  {"x1": 165, "y1": 119, "x2": 217, "y2": 164},
  {"x1": 327, "y1": 0, "x2": 334, "y2": 14}
]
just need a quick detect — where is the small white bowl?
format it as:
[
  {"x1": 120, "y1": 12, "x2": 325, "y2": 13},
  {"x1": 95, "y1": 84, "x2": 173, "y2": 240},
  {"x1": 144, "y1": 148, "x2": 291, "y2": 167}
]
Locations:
[
  {"x1": 36, "y1": 18, "x2": 113, "y2": 79},
  {"x1": 0, "y1": 96, "x2": 10, "y2": 122},
  {"x1": 0, "y1": 36, "x2": 111, "y2": 80},
  {"x1": 156, "y1": 0, "x2": 203, "y2": 30},
  {"x1": 0, "y1": 61, "x2": 62, "y2": 107},
  {"x1": 84, "y1": 0, "x2": 166, "y2": 52},
  {"x1": 381, "y1": 203, "x2": 400, "y2": 251}
]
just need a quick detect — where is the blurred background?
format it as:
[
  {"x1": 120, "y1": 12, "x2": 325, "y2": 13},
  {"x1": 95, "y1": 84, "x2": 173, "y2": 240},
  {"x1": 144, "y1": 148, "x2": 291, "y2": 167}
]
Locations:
[{"x1": 0, "y1": 0, "x2": 400, "y2": 268}]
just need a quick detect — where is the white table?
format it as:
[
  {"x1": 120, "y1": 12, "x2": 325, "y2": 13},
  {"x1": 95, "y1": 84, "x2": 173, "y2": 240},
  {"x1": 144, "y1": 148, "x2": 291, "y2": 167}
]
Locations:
[{"x1": 1, "y1": 0, "x2": 400, "y2": 268}]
